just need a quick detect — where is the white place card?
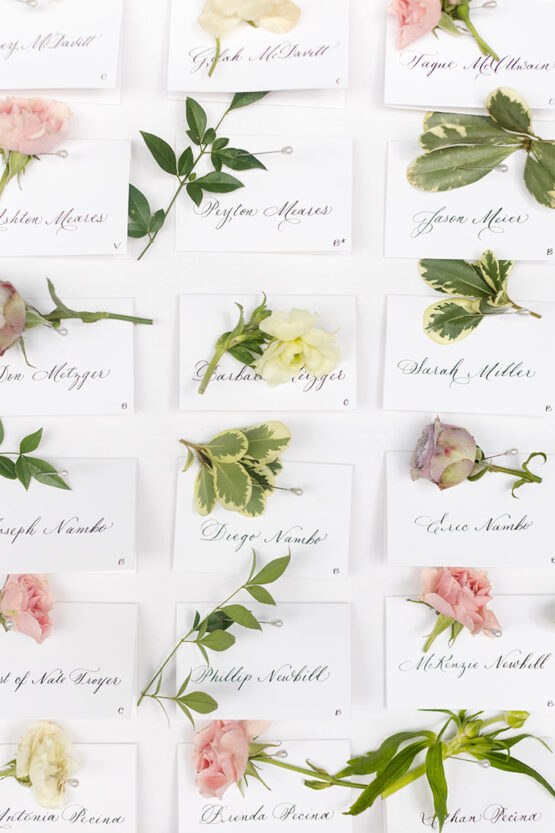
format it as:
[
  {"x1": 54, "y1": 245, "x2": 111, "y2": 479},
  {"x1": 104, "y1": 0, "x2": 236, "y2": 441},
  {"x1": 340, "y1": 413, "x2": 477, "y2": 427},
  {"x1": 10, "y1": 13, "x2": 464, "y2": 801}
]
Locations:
[
  {"x1": 174, "y1": 461, "x2": 353, "y2": 579},
  {"x1": 1, "y1": 297, "x2": 137, "y2": 416},
  {"x1": 179, "y1": 739, "x2": 352, "y2": 832},
  {"x1": 0, "y1": 458, "x2": 136, "y2": 572},
  {"x1": 385, "y1": 142, "x2": 555, "y2": 262},
  {"x1": 0, "y1": 602, "x2": 137, "y2": 719},
  {"x1": 168, "y1": 0, "x2": 349, "y2": 93},
  {"x1": 384, "y1": 0, "x2": 555, "y2": 114},
  {"x1": 176, "y1": 603, "x2": 351, "y2": 720},
  {"x1": 0, "y1": 0, "x2": 124, "y2": 91},
  {"x1": 386, "y1": 737, "x2": 555, "y2": 833},
  {"x1": 179, "y1": 294, "x2": 357, "y2": 411},
  {"x1": 385, "y1": 451, "x2": 555, "y2": 569},
  {"x1": 175, "y1": 136, "x2": 352, "y2": 253},
  {"x1": 0, "y1": 743, "x2": 136, "y2": 830},
  {"x1": 383, "y1": 295, "x2": 555, "y2": 418},
  {"x1": 0, "y1": 140, "x2": 130, "y2": 257},
  {"x1": 386, "y1": 595, "x2": 555, "y2": 710}
]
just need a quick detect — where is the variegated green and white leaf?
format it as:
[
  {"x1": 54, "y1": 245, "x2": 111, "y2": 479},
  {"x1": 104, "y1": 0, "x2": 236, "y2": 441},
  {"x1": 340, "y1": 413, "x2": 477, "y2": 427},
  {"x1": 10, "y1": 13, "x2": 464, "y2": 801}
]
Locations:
[
  {"x1": 524, "y1": 141, "x2": 555, "y2": 209},
  {"x1": 241, "y1": 421, "x2": 291, "y2": 464},
  {"x1": 486, "y1": 88, "x2": 532, "y2": 136},
  {"x1": 474, "y1": 250, "x2": 505, "y2": 294},
  {"x1": 418, "y1": 258, "x2": 493, "y2": 299},
  {"x1": 266, "y1": 458, "x2": 283, "y2": 476},
  {"x1": 213, "y1": 461, "x2": 252, "y2": 511},
  {"x1": 419, "y1": 120, "x2": 522, "y2": 152},
  {"x1": 205, "y1": 429, "x2": 248, "y2": 463},
  {"x1": 244, "y1": 462, "x2": 275, "y2": 496},
  {"x1": 423, "y1": 299, "x2": 484, "y2": 344},
  {"x1": 182, "y1": 447, "x2": 195, "y2": 472},
  {"x1": 194, "y1": 466, "x2": 217, "y2": 515},
  {"x1": 408, "y1": 145, "x2": 519, "y2": 192},
  {"x1": 239, "y1": 482, "x2": 267, "y2": 518}
]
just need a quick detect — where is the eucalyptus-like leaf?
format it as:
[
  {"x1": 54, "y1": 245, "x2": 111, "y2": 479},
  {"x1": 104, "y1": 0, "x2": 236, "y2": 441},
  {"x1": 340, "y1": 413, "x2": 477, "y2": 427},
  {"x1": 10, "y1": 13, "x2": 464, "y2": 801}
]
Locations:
[
  {"x1": 221, "y1": 604, "x2": 261, "y2": 630},
  {"x1": 194, "y1": 467, "x2": 217, "y2": 515},
  {"x1": 486, "y1": 88, "x2": 533, "y2": 135},
  {"x1": 408, "y1": 144, "x2": 520, "y2": 192},
  {"x1": 248, "y1": 554, "x2": 291, "y2": 586},
  {"x1": 524, "y1": 141, "x2": 555, "y2": 209},
  {"x1": 423, "y1": 299, "x2": 484, "y2": 344},
  {"x1": 200, "y1": 629, "x2": 236, "y2": 652},
  {"x1": 228, "y1": 92, "x2": 270, "y2": 111},
  {"x1": 24, "y1": 456, "x2": 71, "y2": 491},
  {"x1": 246, "y1": 585, "x2": 275, "y2": 606},
  {"x1": 178, "y1": 691, "x2": 218, "y2": 714},
  {"x1": 195, "y1": 171, "x2": 244, "y2": 193},
  {"x1": 19, "y1": 427, "x2": 43, "y2": 454}
]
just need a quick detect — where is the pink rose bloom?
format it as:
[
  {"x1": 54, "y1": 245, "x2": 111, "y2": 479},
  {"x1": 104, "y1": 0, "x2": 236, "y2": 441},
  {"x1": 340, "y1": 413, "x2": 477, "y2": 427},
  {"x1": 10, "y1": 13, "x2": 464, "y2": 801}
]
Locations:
[
  {"x1": 389, "y1": 0, "x2": 442, "y2": 49},
  {"x1": 0, "y1": 575, "x2": 55, "y2": 644},
  {"x1": 420, "y1": 567, "x2": 502, "y2": 637},
  {"x1": 0, "y1": 282, "x2": 26, "y2": 356},
  {"x1": 0, "y1": 97, "x2": 71, "y2": 156},
  {"x1": 411, "y1": 416, "x2": 477, "y2": 490},
  {"x1": 193, "y1": 720, "x2": 270, "y2": 799}
]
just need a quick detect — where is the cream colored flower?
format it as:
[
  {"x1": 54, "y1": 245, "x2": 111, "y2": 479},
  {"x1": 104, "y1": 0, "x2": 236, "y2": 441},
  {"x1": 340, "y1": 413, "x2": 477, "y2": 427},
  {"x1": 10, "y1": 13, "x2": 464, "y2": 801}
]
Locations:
[
  {"x1": 253, "y1": 308, "x2": 341, "y2": 386},
  {"x1": 198, "y1": 0, "x2": 302, "y2": 39},
  {"x1": 16, "y1": 722, "x2": 78, "y2": 810}
]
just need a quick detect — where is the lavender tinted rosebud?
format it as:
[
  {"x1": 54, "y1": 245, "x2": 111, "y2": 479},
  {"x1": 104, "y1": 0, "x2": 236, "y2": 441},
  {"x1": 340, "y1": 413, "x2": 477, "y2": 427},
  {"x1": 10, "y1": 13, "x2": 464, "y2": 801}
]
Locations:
[
  {"x1": 0, "y1": 282, "x2": 26, "y2": 356},
  {"x1": 410, "y1": 416, "x2": 477, "y2": 490}
]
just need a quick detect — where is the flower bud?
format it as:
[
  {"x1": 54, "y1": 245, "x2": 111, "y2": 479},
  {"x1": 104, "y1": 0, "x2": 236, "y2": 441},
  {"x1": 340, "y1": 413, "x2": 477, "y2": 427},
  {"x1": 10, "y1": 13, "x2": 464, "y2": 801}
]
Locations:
[
  {"x1": 503, "y1": 711, "x2": 530, "y2": 728},
  {"x1": 411, "y1": 417, "x2": 477, "y2": 490},
  {"x1": 0, "y1": 282, "x2": 26, "y2": 356}
]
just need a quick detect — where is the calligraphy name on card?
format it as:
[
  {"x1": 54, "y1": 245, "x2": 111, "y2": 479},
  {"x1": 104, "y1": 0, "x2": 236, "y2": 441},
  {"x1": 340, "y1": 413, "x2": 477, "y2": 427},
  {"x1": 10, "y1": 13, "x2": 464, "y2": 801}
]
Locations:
[
  {"x1": 0, "y1": 744, "x2": 136, "y2": 831},
  {"x1": 1, "y1": 297, "x2": 136, "y2": 416},
  {"x1": 0, "y1": 140, "x2": 129, "y2": 257},
  {"x1": 179, "y1": 294, "x2": 357, "y2": 411},
  {"x1": 0, "y1": 603, "x2": 137, "y2": 719},
  {"x1": 0, "y1": 0, "x2": 124, "y2": 91},
  {"x1": 175, "y1": 136, "x2": 352, "y2": 253},
  {"x1": 178, "y1": 739, "x2": 352, "y2": 832},
  {"x1": 174, "y1": 461, "x2": 353, "y2": 579},
  {"x1": 386, "y1": 596, "x2": 555, "y2": 710},
  {"x1": 385, "y1": 143, "x2": 555, "y2": 262},
  {"x1": 167, "y1": 0, "x2": 349, "y2": 93},
  {"x1": 386, "y1": 738, "x2": 555, "y2": 832},
  {"x1": 385, "y1": 451, "x2": 555, "y2": 568},
  {"x1": 175, "y1": 603, "x2": 351, "y2": 720},
  {"x1": 384, "y1": 0, "x2": 555, "y2": 114},
  {"x1": 383, "y1": 296, "x2": 555, "y2": 418},
  {"x1": 0, "y1": 458, "x2": 136, "y2": 572}
]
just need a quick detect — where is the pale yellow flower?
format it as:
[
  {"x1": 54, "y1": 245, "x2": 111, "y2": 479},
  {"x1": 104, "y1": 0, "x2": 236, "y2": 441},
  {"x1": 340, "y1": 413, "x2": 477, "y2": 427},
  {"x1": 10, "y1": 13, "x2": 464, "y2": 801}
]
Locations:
[
  {"x1": 16, "y1": 722, "x2": 78, "y2": 810},
  {"x1": 198, "y1": 0, "x2": 302, "y2": 39},
  {"x1": 253, "y1": 308, "x2": 341, "y2": 386}
]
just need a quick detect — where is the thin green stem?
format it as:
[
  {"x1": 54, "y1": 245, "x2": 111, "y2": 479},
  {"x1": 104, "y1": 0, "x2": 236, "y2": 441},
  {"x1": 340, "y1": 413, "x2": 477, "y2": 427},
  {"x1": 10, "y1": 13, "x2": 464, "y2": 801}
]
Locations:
[
  {"x1": 507, "y1": 298, "x2": 542, "y2": 320},
  {"x1": 455, "y1": 4, "x2": 499, "y2": 61},
  {"x1": 485, "y1": 463, "x2": 541, "y2": 483},
  {"x1": 208, "y1": 38, "x2": 221, "y2": 78},
  {"x1": 198, "y1": 344, "x2": 228, "y2": 395},
  {"x1": 257, "y1": 756, "x2": 366, "y2": 791}
]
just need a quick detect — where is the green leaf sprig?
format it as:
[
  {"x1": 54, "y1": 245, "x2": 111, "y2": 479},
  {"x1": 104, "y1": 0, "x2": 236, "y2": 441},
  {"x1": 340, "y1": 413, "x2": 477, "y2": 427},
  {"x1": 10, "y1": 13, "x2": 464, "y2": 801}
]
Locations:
[
  {"x1": 128, "y1": 92, "x2": 268, "y2": 260},
  {"x1": 250, "y1": 710, "x2": 554, "y2": 831},
  {"x1": 0, "y1": 418, "x2": 70, "y2": 491},
  {"x1": 419, "y1": 249, "x2": 541, "y2": 344},
  {"x1": 408, "y1": 88, "x2": 555, "y2": 208},
  {"x1": 181, "y1": 421, "x2": 299, "y2": 517},
  {"x1": 137, "y1": 550, "x2": 290, "y2": 725},
  {"x1": 198, "y1": 294, "x2": 272, "y2": 395}
]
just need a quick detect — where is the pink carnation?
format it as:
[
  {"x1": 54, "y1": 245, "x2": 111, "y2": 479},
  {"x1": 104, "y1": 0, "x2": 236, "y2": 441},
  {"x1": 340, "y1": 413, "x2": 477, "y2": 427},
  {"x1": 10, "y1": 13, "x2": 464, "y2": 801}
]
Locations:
[
  {"x1": 420, "y1": 567, "x2": 501, "y2": 637},
  {"x1": 0, "y1": 97, "x2": 71, "y2": 156},
  {"x1": 389, "y1": 0, "x2": 442, "y2": 49},
  {"x1": 193, "y1": 720, "x2": 270, "y2": 799},
  {"x1": 0, "y1": 575, "x2": 55, "y2": 644},
  {"x1": 0, "y1": 282, "x2": 26, "y2": 356}
]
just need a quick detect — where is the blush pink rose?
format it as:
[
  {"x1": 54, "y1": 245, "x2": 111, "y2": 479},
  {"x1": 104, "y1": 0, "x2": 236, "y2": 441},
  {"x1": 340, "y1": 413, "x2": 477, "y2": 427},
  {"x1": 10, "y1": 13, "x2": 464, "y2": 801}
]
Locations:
[
  {"x1": 420, "y1": 567, "x2": 502, "y2": 637},
  {"x1": 193, "y1": 720, "x2": 270, "y2": 799},
  {"x1": 389, "y1": 0, "x2": 442, "y2": 49},
  {"x1": 0, "y1": 97, "x2": 71, "y2": 155},
  {"x1": 0, "y1": 575, "x2": 55, "y2": 644},
  {"x1": 0, "y1": 282, "x2": 26, "y2": 356}
]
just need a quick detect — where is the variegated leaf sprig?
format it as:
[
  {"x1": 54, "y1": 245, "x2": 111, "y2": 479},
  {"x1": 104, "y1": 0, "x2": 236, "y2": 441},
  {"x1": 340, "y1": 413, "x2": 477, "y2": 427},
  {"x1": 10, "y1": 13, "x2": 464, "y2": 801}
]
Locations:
[
  {"x1": 180, "y1": 421, "x2": 299, "y2": 517},
  {"x1": 408, "y1": 88, "x2": 555, "y2": 209},
  {"x1": 137, "y1": 550, "x2": 290, "y2": 725},
  {"x1": 419, "y1": 249, "x2": 541, "y2": 344},
  {"x1": 0, "y1": 418, "x2": 70, "y2": 491}
]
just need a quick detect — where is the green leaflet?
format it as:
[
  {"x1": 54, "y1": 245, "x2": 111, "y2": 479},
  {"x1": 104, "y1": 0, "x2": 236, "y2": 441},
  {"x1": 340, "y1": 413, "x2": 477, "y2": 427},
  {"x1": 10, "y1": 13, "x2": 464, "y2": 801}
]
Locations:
[
  {"x1": 339, "y1": 731, "x2": 436, "y2": 777},
  {"x1": 239, "y1": 481, "x2": 267, "y2": 518},
  {"x1": 524, "y1": 141, "x2": 555, "y2": 209},
  {"x1": 347, "y1": 740, "x2": 432, "y2": 815},
  {"x1": 420, "y1": 119, "x2": 522, "y2": 151},
  {"x1": 213, "y1": 461, "x2": 252, "y2": 511},
  {"x1": 205, "y1": 430, "x2": 249, "y2": 463},
  {"x1": 407, "y1": 144, "x2": 519, "y2": 192},
  {"x1": 242, "y1": 421, "x2": 291, "y2": 464},
  {"x1": 475, "y1": 249, "x2": 513, "y2": 294},
  {"x1": 419, "y1": 258, "x2": 495, "y2": 299},
  {"x1": 486, "y1": 88, "x2": 532, "y2": 135},
  {"x1": 221, "y1": 604, "x2": 261, "y2": 630},
  {"x1": 426, "y1": 740, "x2": 449, "y2": 831},
  {"x1": 194, "y1": 467, "x2": 217, "y2": 515},
  {"x1": 423, "y1": 299, "x2": 484, "y2": 344}
]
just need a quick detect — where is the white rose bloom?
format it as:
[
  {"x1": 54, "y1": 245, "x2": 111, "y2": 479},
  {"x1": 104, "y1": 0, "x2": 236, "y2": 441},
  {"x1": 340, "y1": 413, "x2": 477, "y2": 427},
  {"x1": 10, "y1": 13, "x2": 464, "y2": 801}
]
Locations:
[
  {"x1": 16, "y1": 722, "x2": 78, "y2": 810},
  {"x1": 253, "y1": 308, "x2": 341, "y2": 386},
  {"x1": 198, "y1": 0, "x2": 301, "y2": 38}
]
